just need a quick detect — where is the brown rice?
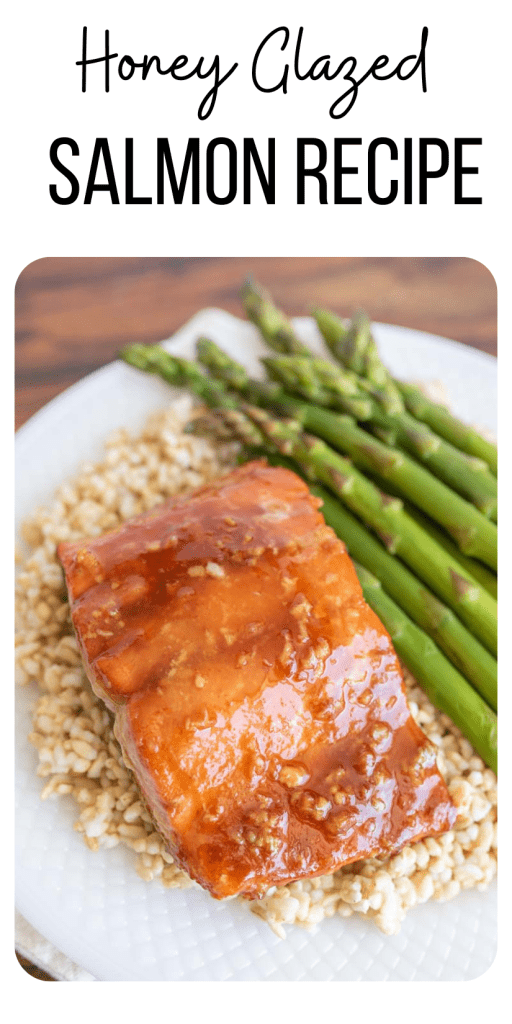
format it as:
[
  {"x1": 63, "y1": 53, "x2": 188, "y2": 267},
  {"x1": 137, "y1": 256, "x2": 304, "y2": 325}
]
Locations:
[{"x1": 16, "y1": 398, "x2": 497, "y2": 938}]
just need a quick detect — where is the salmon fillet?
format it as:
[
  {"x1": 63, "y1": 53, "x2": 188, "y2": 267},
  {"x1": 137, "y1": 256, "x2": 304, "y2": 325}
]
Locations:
[{"x1": 58, "y1": 460, "x2": 456, "y2": 898}]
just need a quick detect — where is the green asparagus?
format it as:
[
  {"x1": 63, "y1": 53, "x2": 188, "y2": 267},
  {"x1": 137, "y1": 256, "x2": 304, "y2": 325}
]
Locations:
[
  {"x1": 197, "y1": 339, "x2": 497, "y2": 568},
  {"x1": 314, "y1": 304, "x2": 497, "y2": 476},
  {"x1": 361, "y1": 474, "x2": 498, "y2": 601},
  {"x1": 242, "y1": 281, "x2": 497, "y2": 489},
  {"x1": 353, "y1": 563, "x2": 497, "y2": 773},
  {"x1": 312, "y1": 307, "x2": 403, "y2": 414},
  {"x1": 241, "y1": 278, "x2": 311, "y2": 355},
  {"x1": 239, "y1": 284, "x2": 497, "y2": 517},
  {"x1": 197, "y1": 337, "x2": 374, "y2": 419},
  {"x1": 401, "y1": 503, "x2": 497, "y2": 601},
  {"x1": 265, "y1": 353, "x2": 498, "y2": 524},
  {"x1": 119, "y1": 343, "x2": 238, "y2": 410},
  {"x1": 397, "y1": 381, "x2": 497, "y2": 476}
]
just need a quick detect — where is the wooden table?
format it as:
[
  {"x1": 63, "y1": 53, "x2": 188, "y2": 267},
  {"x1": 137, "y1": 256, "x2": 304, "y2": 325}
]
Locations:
[
  {"x1": 15, "y1": 257, "x2": 497, "y2": 430},
  {"x1": 14, "y1": 257, "x2": 497, "y2": 980}
]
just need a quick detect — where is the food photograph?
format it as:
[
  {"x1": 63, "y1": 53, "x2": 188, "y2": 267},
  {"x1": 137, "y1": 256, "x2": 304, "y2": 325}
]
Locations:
[{"x1": 15, "y1": 257, "x2": 497, "y2": 982}]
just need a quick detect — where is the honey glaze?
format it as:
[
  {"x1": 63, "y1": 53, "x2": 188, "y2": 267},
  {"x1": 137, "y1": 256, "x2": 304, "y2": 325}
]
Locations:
[{"x1": 58, "y1": 460, "x2": 456, "y2": 899}]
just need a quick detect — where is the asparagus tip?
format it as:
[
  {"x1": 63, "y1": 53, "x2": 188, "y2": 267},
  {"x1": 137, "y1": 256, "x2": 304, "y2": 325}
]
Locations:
[{"x1": 119, "y1": 343, "x2": 153, "y2": 368}]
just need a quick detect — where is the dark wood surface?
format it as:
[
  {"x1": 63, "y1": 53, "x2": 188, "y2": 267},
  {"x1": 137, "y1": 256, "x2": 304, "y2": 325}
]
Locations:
[
  {"x1": 15, "y1": 952, "x2": 56, "y2": 982},
  {"x1": 14, "y1": 256, "x2": 497, "y2": 980},
  {"x1": 15, "y1": 257, "x2": 497, "y2": 430}
]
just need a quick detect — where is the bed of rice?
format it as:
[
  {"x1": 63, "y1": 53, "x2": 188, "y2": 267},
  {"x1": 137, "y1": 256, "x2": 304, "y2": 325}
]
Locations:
[{"x1": 16, "y1": 398, "x2": 497, "y2": 938}]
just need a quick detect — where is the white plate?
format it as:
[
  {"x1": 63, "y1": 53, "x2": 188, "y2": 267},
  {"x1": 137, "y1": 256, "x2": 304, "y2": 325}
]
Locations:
[{"x1": 16, "y1": 309, "x2": 497, "y2": 982}]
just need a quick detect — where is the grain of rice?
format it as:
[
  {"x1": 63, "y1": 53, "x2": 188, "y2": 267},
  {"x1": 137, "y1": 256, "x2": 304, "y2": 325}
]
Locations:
[{"x1": 16, "y1": 397, "x2": 497, "y2": 937}]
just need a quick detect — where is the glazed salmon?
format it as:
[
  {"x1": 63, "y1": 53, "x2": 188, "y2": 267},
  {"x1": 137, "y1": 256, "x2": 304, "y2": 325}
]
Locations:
[{"x1": 58, "y1": 460, "x2": 456, "y2": 898}]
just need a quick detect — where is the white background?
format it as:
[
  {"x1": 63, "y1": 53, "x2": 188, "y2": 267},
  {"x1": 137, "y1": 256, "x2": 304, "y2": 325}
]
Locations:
[{"x1": 4, "y1": 0, "x2": 510, "y2": 1016}]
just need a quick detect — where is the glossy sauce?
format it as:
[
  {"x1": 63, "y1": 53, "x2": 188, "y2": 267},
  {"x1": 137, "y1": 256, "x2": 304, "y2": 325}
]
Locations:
[{"x1": 58, "y1": 461, "x2": 456, "y2": 898}]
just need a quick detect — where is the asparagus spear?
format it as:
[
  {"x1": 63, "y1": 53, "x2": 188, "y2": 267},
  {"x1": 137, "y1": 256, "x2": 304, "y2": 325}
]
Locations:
[
  {"x1": 315, "y1": 304, "x2": 497, "y2": 476},
  {"x1": 399, "y1": 503, "x2": 497, "y2": 601},
  {"x1": 312, "y1": 307, "x2": 403, "y2": 414},
  {"x1": 197, "y1": 339, "x2": 497, "y2": 568},
  {"x1": 353, "y1": 563, "x2": 497, "y2": 773},
  {"x1": 197, "y1": 337, "x2": 374, "y2": 420},
  {"x1": 243, "y1": 282, "x2": 399, "y2": 413},
  {"x1": 265, "y1": 353, "x2": 498, "y2": 523},
  {"x1": 362, "y1": 473, "x2": 498, "y2": 600},
  {"x1": 239, "y1": 283, "x2": 497, "y2": 517},
  {"x1": 241, "y1": 277, "x2": 311, "y2": 355},
  {"x1": 198, "y1": 403, "x2": 497, "y2": 656},
  {"x1": 119, "y1": 343, "x2": 239, "y2": 410},
  {"x1": 397, "y1": 381, "x2": 497, "y2": 476}
]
